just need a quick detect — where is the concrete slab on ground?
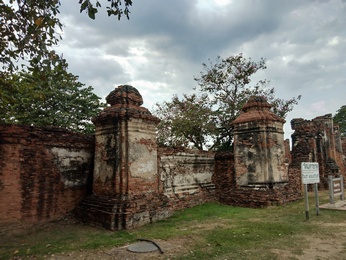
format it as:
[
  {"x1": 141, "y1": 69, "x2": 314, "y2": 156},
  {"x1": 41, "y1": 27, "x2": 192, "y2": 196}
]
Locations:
[{"x1": 320, "y1": 200, "x2": 346, "y2": 211}]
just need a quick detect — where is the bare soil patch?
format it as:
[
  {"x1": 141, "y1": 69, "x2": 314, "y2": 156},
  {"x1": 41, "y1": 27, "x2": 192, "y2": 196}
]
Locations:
[{"x1": 45, "y1": 238, "x2": 189, "y2": 260}]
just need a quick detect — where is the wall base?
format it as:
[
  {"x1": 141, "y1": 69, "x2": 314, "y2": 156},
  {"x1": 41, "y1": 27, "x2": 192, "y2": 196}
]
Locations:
[{"x1": 74, "y1": 193, "x2": 172, "y2": 230}]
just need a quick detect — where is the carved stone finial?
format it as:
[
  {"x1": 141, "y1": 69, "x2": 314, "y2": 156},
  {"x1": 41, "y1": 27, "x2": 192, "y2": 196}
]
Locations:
[
  {"x1": 231, "y1": 95, "x2": 285, "y2": 125},
  {"x1": 242, "y1": 95, "x2": 272, "y2": 112},
  {"x1": 93, "y1": 85, "x2": 159, "y2": 124},
  {"x1": 106, "y1": 85, "x2": 143, "y2": 106}
]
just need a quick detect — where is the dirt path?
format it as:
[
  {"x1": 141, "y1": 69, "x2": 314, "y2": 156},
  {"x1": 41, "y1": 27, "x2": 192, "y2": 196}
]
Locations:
[
  {"x1": 271, "y1": 233, "x2": 346, "y2": 260},
  {"x1": 46, "y1": 239, "x2": 188, "y2": 260}
]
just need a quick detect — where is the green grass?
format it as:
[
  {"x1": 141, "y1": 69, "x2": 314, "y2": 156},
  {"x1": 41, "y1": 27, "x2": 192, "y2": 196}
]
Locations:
[
  {"x1": 0, "y1": 223, "x2": 136, "y2": 259},
  {"x1": 1, "y1": 191, "x2": 345, "y2": 259}
]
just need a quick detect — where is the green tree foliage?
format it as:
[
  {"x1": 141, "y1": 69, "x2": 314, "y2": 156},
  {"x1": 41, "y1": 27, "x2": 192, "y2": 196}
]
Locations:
[
  {"x1": 333, "y1": 105, "x2": 346, "y2": 137},
  {"x1": 155, "y1": 54, "x2": 301, "y2": 151},
  {"x1": 0, "y1": 0, "x2": 62, "y2": 71},
  {"x1": 0, "y1": 0, "x2": 124, "y2": 133},
  {"x1": 79, "y1": 0, "x2": 133, "y2": 20},
  {"x1": 0, "y1": 60, "x2": 104, "y2": 134},
  {"x1": 0, "y1": 0, "x2": 132, "y2": 72},
  {"x1": 155, "y1": 94, "x2": 218, "y2": 150}
]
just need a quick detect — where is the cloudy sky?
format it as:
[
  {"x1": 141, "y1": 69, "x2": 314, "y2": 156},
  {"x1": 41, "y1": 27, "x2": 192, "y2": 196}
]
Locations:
[{"x1": 56, "y1": 0, "x2": 346, "y2": 139}]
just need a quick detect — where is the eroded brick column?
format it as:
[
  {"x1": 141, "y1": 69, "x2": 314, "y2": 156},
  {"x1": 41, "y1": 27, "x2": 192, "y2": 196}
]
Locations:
[
  {"x1": 231, "y1": 96, "x2": 288, "y2": 187},
  {"x1": 75, "y1": 85, "x2": 169, "y2": 230},
  {"x1": 92, "y1": 85, "x2": 160, "y2": 196}
]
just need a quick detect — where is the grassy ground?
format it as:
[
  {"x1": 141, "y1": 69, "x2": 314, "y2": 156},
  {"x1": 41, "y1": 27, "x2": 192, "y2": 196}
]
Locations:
[{"x1": 1, "y1": 191, "x2": 345, "y2": 259}]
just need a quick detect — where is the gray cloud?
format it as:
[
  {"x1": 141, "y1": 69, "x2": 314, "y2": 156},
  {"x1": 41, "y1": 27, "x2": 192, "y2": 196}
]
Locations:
[{"x1": 56, "y1": 0, "x2": 346, "y2": 137}]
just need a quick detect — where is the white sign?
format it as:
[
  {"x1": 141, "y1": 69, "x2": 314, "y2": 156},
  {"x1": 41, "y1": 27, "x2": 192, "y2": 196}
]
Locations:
[{"x1": 301, "y1": 162, "x2": 320, "y2": 184}]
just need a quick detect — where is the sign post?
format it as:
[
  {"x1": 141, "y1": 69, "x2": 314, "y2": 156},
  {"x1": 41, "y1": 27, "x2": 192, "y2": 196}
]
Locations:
[
  {"x1": 328, "y1": 175, "x2": 345, "y2": 204},
  {"x1": 314, "y1": 183, "x2": 320, "y2": 216},
  {"x1": 301, "y1": 162, "x2": 320, "y2": 220}
]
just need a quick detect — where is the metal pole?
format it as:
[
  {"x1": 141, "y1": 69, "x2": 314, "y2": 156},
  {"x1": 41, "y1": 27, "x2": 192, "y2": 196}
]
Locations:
[
  {"x1": 314, "y1": 183, "x2": 319, "y2": 216},
  {"x1": 304, "y1": 184, "x2": 309, "y2": 220},
  {"x1": 328, "y1": 175, "x2": 334, "y2": 204},
  {"x1": 340, "y1": 176, "x2": 344, "y2": 201}
]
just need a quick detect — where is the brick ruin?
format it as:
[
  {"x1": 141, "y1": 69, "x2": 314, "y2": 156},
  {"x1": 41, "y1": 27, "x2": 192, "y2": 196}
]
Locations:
[
  {"x1": 214, "y1": 96, "x2": 301, "y2": 207},
  {"x1": 75, "y1": 85, "x2": 170, "y2": 230},
  {"x1": 74, "y1": 85, "x2": 215, "y2": 229},
  {"x1": 213, "y1": 99, "x2": 346, "y2": 207},
  {"x1": 0, "y1": 86, "x2": 345, "y2": 231},
  {"x1": 290, "y1": 114, "x2": 346, "y2": 189},
  {"x1": 0, "y1": 125, "x2": 94, "y2": 229}
]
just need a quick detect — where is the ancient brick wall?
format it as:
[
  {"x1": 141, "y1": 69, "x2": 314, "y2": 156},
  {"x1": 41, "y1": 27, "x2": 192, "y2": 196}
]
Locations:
[
  {"x1": 212, "y1": 96, "x2": 302, "y2": 208},
  {"x1": 75, "y1": 146, "x2": 216, "y2": 230},
  {"x1": 158, "y1": 147, "x2": 215, "y2": 210},
  {"x1": 284, "y1": 139, "x2": 292, "y2": 164},
  {"x1": 3, "y1": 88, "x2": 344, "y2": 231},
  {"x1": 0, "y1": 125, "x2": 94, "y2": 228},
  {"x1": 213, "y1": 151, "x2": 234, "y2": 202},
  {"x1": 75, "y1": 86, "x2": 217, "y2": 230},
  {"x1": 291, "y1": 114, "x2": 346, "y2": 189},
  {"x1": 213, "y1": 151, "x2": 302, "y2": 208}
]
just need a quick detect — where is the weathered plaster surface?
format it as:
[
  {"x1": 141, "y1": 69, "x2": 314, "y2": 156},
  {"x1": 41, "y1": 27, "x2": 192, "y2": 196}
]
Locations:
[
  {"x1": 160, "y1": 152, "x2": 214, "y2": 195},
  {"x1": 232, "y1": 97, "x2": 288, "y2": 186},
  {"x1": 51, "y1": 147, "x2": 92, "y2": 188},
  {"x1": 128, "y1": 121, "x2": 158, "y2": 180}
]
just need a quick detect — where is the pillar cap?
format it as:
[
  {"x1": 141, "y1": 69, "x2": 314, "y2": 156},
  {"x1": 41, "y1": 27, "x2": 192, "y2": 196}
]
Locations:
[
  {"x1": 106, "y1": 85, "x2": 143, "y2": 106},
  {"x1": 93, "y1": 85, "x2": 160, "y2": 124},
  {"x1": 231, "y1": 96, "x2": 285, "y2": 125}
]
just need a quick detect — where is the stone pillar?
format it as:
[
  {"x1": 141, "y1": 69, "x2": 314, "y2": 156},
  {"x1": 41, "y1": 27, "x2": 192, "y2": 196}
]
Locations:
[
  {"x1": 92, "y1": 85, "x2": 160, "y2": 197},
  {"x1": 75, "y1": 85, "x2": 169, "y2": 230},
  {"x1": 231, "y1": 96, "x2": 288, "y2": 187}
]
